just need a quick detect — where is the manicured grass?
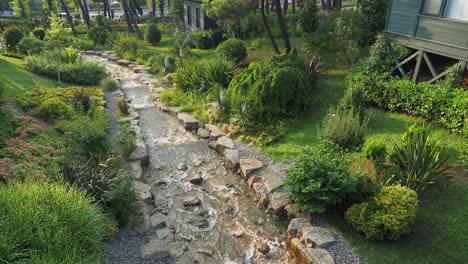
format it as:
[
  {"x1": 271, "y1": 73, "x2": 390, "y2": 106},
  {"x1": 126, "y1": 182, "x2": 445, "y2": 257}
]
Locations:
[
  {"x1": 264, "y1": 49, "x2": 468, "y2": 264},
  {"x1": 0, "y1": 56, "x2": 64, "y2": 98}
]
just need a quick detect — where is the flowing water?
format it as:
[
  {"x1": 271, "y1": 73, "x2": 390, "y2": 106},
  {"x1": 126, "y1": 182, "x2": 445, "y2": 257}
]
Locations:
[{"x1": 89, "y1": 56, "x2": 292, "y2": 264}]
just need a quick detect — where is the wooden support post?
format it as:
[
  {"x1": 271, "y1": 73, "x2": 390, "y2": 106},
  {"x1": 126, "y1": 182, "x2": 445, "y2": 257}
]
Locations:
[
  {"x1": 387, "y1": 41, "x2": 406, "y2": 77},
  {"x1": 429, "y1": 60, "x2": 466, "y2": 84},
  {"x1": 412, "y1": 50, "x2": 423, "y2": 82},
  {"x1": 393, "y1": 51, "x2": 419, "y2": 71},
  {"x1": 423, "y1": 52, "x2": 437, "y2": 78}
]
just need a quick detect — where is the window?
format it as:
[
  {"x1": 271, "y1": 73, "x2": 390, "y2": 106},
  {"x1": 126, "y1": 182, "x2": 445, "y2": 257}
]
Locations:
[
  {"x1": 187, "y1": 6, "x2": 192, "y2": 26},
  {"x1": 196, "y1": 8, "x2": 200, "y2": 28},
  {"x1": 422, "y1": 0, "x2": 444, "y2": 15},
  {"x1": 443, "y1": 0, "x2": 468, "y2": 21}
]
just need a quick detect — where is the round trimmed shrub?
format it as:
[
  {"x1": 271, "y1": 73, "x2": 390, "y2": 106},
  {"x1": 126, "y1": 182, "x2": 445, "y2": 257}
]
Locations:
[
  {"x1": 2, "y1": 26, "x2": 23, "y2": 51},
  {"x1": 32, "y1": 27, "x2": 46, "y2": 40},
  {"x1": 17, "y1": 37, "x2": 45, "y2": 55},
  {"x1": 216, "y1": 38, "x2": 247, "y2": 63},
  {"x1": 0, "y1": 181, "x2": 114, "y2": 263},
  {"x1": 227, "y1": 54, "x2": 313, "y2": 127},
  {"x1": 145, "y1": 23, "x2": 162, "y2": 45},
  {"x1": 345, "y1": 185, "x2": 418, "y2": 240},
  {"x1": 38, "y1": 98, "x2": 74, "y2": 121}
]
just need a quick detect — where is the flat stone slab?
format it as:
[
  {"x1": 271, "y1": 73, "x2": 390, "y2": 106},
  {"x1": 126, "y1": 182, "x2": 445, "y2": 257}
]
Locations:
[
  {"x1": 117, "y1": 59, "x2": 132, "y2": 66},
  {"x1": 133, "y1": 181, "x2": 152, "y2": 203},
  {"x1": 262, "y1": 173, "x2": 284, "y2": 193},
  {"x1": 107, "y1": 56, "x2": 119, "y2": 62},
  {"x1": 209, "y1": 136, "x2": 234, "y2": 154},
  {"x1": 197, "y1": 128, "x2": 210, "y2": 139},
  {"x1": 128, "y1": 146, "x2": 149, "y2": 166},
  {"x1": 178, "y1": 112, "x2": 199, "y2": 131},
  {"x1": 302, "y1": 227, "x2": 336, "y2": 248},
  {"x1": 164, "y1": 106, "x2": 180, "y2": 116},
  {"x1": 223, "y1": 148, "x2": 240, "y2": 170},
  {"x1": 290, "y1": 238, "x2": 335, "y2": 264},
  {"x1": 267, "y1": 192, "x2": 289, "y2": 219},
  {"x1": 240, "y1": 159, "x2": 263, "y2": 178},
  {"x1": 129, "y1": 161, "x2": 143, "y2": 179},
  {"x1": 288, "y1": 218, "x2": 312, "y2": 239},
  {"x1": 205, "y1": 124, "x2": 226, "y2": 140},
  {"x1": 141, "y1": 238, "x2": 170, "y2": 259},
  {"x1": 150, "y1": 213, "x2": 168, "y2": 228}
]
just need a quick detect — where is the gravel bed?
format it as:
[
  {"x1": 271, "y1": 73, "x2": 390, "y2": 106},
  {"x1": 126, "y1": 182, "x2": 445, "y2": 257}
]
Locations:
[{"x1": 104, "y1": 228, "x2": 174, "y2": 264}]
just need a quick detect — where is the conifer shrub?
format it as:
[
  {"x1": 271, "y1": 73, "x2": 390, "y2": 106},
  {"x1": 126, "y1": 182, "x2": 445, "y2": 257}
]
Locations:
[
  {"x1": 38, "y1": 98, "x2": 75, "y2": 121},
  {"x1": 345, "y1": 185, "x2": 418, "y2": 240},
  {"x1": 2, "y1": 26, "x2": 23, "y2": 51},
  {"x1": 145, "y1": 23, "x2": 162, "y2": 45},
  {"x1": 32, "y1": 27, "x2": 46, "y2": 40},
  {"x1": 17, "y1": 37, "x2": 45, "y2": 55},
  {"x1": 216, "y1": 38, "x2": 247, "y2": 63},
  {"x1": 226, "y1": 54, "x2": 313, "y2": 128}
]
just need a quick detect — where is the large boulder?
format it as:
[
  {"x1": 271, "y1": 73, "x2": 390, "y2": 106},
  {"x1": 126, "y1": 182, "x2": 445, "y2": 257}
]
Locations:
[
  {"x1": 262, "y1": 173, "x2": 284, "y2": 193},
  {"x1": 177, "y1": 112, "x2": 200, "y2": 131},
  {"x1": 205, "y1": 124, "x2": 226, "y2": 141},
  {"x1": 141, "y1": 238, "x2": 170, "y2": 259},
  {"x1": 128, "y1": 146, "x2": 149, "y2": 166},
  {"x1": 209, "y1": 136, "x2": 234, "y2": 154},
  {"x1": 288, "y1": 218, "x2": 312, "y2": 239},
  {"x1": 239, "y1": 159, "x2": 263, "y2": 179},
  {"x1": 267, "y1": 192, "x2": 289, "y2": 219},
  {"x1": 223, "y1": 149, "x2": 240, "y2": 170},
  {"x1": 290, "y1": 238, "x2": 335, "y2": 264},
  {"x1": 302, "y1": 227, "x2": 336, "y2": 248},
  {"x1": 133, "y1": 181, "x2": 153, "y2": 203}
]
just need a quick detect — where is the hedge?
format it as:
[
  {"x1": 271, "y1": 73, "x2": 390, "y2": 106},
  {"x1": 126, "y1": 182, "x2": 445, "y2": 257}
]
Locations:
[{"x1": 346, "y1": 63, "x2": 467, "y2": 134}]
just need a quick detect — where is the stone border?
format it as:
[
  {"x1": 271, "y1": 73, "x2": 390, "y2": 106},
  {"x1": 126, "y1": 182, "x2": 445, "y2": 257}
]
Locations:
[{"x1": 84, "y1": 50, "x2": 338, "y2": 264}]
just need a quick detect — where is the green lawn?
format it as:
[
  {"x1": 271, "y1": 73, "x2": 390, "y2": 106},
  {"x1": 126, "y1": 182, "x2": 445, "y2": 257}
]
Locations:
[
  {"x1": 264, "y1": 49, "x2": 468, "y2": 264},
  {"x1": 0, "y1": 56, "x2": 64, "y2": 98}
]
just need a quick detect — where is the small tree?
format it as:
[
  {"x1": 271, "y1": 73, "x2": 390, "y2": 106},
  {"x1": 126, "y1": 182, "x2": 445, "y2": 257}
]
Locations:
[
  {"x1": 47, "y1": 14, "x2": 65, "y2": 39},
  {"x1": 145, "y1": 23, "x2": 162, "y2": 45}
]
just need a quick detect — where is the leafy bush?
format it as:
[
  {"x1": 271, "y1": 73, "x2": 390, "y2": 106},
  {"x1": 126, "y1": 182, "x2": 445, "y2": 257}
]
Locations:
[
  {"x1": 32, "y1": 27, "x2": 46, "y2": 40},
  {"x1": 442, "y1": 63, "x2": 464, "y2": 89},
  {"x1": 112, "y1": 33, "x2": 139, "y2": 58},
  {"x1": 285, "y1": 145, "x2": 361, "y2": 213},
  {"x1": 299, "y1": 2, "x2": 319, "y2": 34},
  {"x1": 102, "y1": 77, "x2": 119, "y2": 91},
  {"x1": 367, "y1": 34, "x2": 408, "y2": 73},
  {"x1": 45, "y1": 39, "x2": 64, "y2": 50},
  {"x1": 345, "y1": 185, "x2": 418, "y2": 240},
  {"x1": 17, "y1": 37, "x2": 45, "y2": 55},
  {"x1": 0, "y1": 181, "x2": 113, "y2": 263},
  {"x1": 72, "y1": 38, "x2": 95, "y2": 50},
  {"x1": 227, "y1": 54, "x2": 313, "y2": 127},
  {"x1": 360, "y1": 0, "x2": 390, "y2": 45},
  {"x1": 347, "y1": 63, "x2": 467, "y2": 134},
  {"x1": 145, "y1": 23, "x2": 162, "y2": 45},
  {"x1": 334, "y1": 10, "x2": 366, "y2": 65},
  {"x1": 192, "y1": 30, "x2": 224, "y2": 49},
  {"x1": 364, "y1": 140, "x2": 387, "y2": 161},
  {"x1": 38, "y1": 98, "x2": 75, "y2": 121},
  {"x1": 321, "y1": 106, "x2": 367, "y2": 151},
  {"x1": 88, "y1": 26, "x2": 111, "y2": 46},
  {"x1": 2, "y1": 26, "x2": 23, "y2": 51},
  {"x1": 251, "y1": 38, "x2": 264, "y2": 50},
  {"x1": 25, "y1": 51, "x2": 107, "y2": 85},
  {"x1": 47, "y1": 14, "x2": 65, "y2": 39},
  {"x1": 216, "y1": 38, "x2": 247, "y2": 63},
  {"x1": 388, "y1": 125, "x2": 450, "y2": 192},
  {"x1": 65, "y1": 115, "x2": 109, "y2": 156},
  {"x1": 175, "y1": 56, "x2": 235, "y2": 92}
]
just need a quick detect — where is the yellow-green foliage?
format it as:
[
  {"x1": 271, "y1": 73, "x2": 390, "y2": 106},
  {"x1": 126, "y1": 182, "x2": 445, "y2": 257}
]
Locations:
[
  {"x1": 345, "y1": 185, "x2": 418, "y2": 240},
  {"x1": 0, "y1": 181, "x2": 114, "y2": 263},
  {"x1": 17, "y1": 87, "x2": 105, "y2": 110},
  {"x1": 38, "y1": 98, "x2": 74, "y2": 121}
]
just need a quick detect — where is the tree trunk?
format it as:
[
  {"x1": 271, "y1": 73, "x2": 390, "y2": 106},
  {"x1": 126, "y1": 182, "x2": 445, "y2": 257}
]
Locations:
[
  {"x1": 265, "y1": 0, "x2": 270, "y2": 14},
  {"x1": 83, "y1": 0, "x2": 91, "y2": 20},
  {"x1": 77, "y1": 0, "x2": 91, "y2": 28},
  {"x1": 272, "y1": 0, "x2": 291, "y2": 53},
  {"x1": 326, "y1": 0, "x2": 332, "y2": 12},
  {"x1": 128, "y1": 0, "x2": 138, "y2": 17},
  {"x1": 159, "y1": 0, "x2": 165, "y2": 17},
  {"x1": 58, "y1": 0, "x2": 77, "y2": 36},
  {"x1": 321, "y1": 0, "x2": 326, "y2": 10},
  {"x1": 292, "y1": 0, "x2": 296, "y2": 13},
  {"x1": 122, "y1": 0, "x2": 134, "y2": 32},
  {"x1": 123, "y1": 0, "x2": 143, "y2": 39},
  {"x1": 283, "y1": 0, "x2": 288, "y2": 15},
  {"x1": 261, "y1": 0, "x2": 279, "y2": 54},
  {"x1": 151, "y1": 0, "x2": 156, "y2": 16}
]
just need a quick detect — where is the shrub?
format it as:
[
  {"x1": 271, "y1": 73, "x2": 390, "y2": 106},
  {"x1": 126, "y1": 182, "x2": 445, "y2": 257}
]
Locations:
[
  {"x1": 0, "y1": 181, "x2": 114, "y2": 263},
  {"x1": 321, "y1": 106, "x2": 367, "y2": 151},
  {"x1": 118, "y1": 99, "x2": 129, "y2": 116},
  {"x1": 25, "y1": 51, "x2": 107, "y2": 85},
  {"x1": 118, "y1": 124, "x2": 136, "y2": 157},
  {"x1": 388, "y1": 125, "x2": 450, "y2": 192},
  {"x1": 47, "y1": 14, "x2": 65, "y2": 39},
  {"x1": 299, "y1": 2, "x2": 319, "y2": 34},
  {"x1": 17, "y1": 37, "x2": 45, "y2": 55},
  {"x1": 145, "y1": 23, "x2": 162, "y2": 45},
  {"x1": 227, "y1": 54, "x2": 313, "y2": 128},
  {"x1": 102, "y1": 77, "x2": 119, "y2": 91},
  {"x1": 364, "y1": 140, "x2": 387, "y2": 161},
  {"x1": 367, "y1": 34, "x2": 409, "y2": 73},
  {"x1": 88, "y1": 26, "x2": 111, "y2": 46},
  {"x1": 360, "y1": 0, "x2": 390, "y2": 45},
  {"x1": 175, "y1": 56, "x2": 235, "y2": 92},
  {"x1": 334, "y1": 10, "x2": 366, "y2": 65},
  {"x1": 251, "y1": 38, "x2": 264, "y2": 50},
  {"x1": 285, "y1": 144, "x2": 361, "y2": 213},
  {"x1": 71, "y1": 89, "x2": 94, "y2": 113},
  {"x1": 216, "y1": 38, "x2": 247, "y2": 63},
  {"x1": 442, "y1": 63, "x2": 464, "y2": 89},
  {"x1": 65, "y1": 115, "x2": 109, "y2": 156},
  {"x1": 345, "y1": 185, "x2": 418, "y2": 240},
  {"x1": 164, "y1": 55, "x2": 177, "y2": 74},
  {"x1": 72, "y1": 38, "x2": 95, "y2": 50},
  {"x1": 347, "y1": 63, "x2": 467, "y2": 134},
  {"x1": 2, "y1": 26, "x2": 23, "y2": 51},
  {"x1": 0, "y1": 110, "x2": 18, "y2": 148},
  {"x1": 32, "y1": 27, "x2": 46, "y2": 40},
  {"x1": 38, "y1": 98, "x2": 74, "y2": 121},
  {"x1": 112, "y1": 33, "x2": 139, "y2": 58},
  {"x1": 106, "y1": 176, "x2": 140, "y2": 225},
  {"x1": 45, "y1": 39, "x2": 64, "y2": 50}
]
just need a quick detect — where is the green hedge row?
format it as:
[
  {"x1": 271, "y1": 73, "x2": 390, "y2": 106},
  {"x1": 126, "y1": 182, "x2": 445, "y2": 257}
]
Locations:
[{"x1": 346, "y1": 63, "x2": 467, "y2": 134}]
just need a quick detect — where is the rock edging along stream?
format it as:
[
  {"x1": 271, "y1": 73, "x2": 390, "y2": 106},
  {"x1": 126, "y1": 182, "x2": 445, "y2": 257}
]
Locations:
[{"x1": 84, "y1": 50, "x2": 362, "y2": 264}]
